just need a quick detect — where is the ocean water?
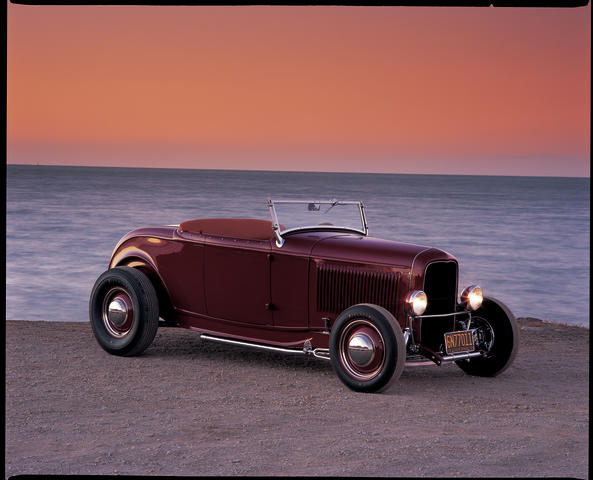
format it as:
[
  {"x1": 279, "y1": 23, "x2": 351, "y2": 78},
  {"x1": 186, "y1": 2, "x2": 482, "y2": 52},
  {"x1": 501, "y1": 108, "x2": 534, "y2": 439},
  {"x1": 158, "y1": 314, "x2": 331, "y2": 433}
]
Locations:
[{"x1": 5, "y1": 165, "x2": 590, "y2": 327}]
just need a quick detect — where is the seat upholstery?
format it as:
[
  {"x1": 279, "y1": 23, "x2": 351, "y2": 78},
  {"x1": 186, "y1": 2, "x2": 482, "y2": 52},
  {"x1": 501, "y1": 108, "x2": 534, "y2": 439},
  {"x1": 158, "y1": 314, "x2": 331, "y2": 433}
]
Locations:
[{"x1": 179, "y1": 218, "x2": 276, "y2": 240}]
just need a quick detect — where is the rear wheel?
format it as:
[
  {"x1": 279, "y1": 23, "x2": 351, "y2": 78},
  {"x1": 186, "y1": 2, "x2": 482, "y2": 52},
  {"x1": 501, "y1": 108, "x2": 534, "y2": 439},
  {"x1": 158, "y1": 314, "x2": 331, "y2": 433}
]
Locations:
[
  {"x1": 89, "y1": 266, "x2": 159, "y2": 356},
  {"x1": 455, "y1": 297, "x2": 519, "y2": 376},
  {"x1": 330, "y1": 304, "x2": 405, "y2": 393}
]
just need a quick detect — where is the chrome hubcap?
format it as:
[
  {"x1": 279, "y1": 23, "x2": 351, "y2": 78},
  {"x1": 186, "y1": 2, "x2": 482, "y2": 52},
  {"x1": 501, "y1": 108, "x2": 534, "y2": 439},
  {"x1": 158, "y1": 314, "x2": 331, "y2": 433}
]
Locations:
[
  {"x1": 102, "y1": 288, "x2": 134, "y2": 338},
  {"x1": 107, "y1": 298, "x2": 128, "y2": 327},
  {"x1": 339, "y1": 319, "x2": 385, "y2": 381},
  {"x1": 347, "y1": 333, "x2": 375, "y2": 367}
]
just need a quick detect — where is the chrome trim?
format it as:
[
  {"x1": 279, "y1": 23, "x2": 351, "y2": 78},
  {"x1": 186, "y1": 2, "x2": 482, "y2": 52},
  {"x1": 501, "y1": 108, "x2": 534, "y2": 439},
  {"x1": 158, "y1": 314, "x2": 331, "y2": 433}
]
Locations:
[
  {"x1": 347, "y1": 333, "x2": 375, "y2": 367},
  {"x1": 200, "y1": 334, "x2": 331, "y2": 360},
  {"x1": 107, "y1": 298, "x2": 128, "y2": 326},
  {"x1": 267, "y1": 198, "x2": 368, "y2": 248},
  {"x1": 312, "y1": 348, "x2": 331, "y2": 360},
  {"x1": 359, "y1": 201, "x2": 368, "y2": 235},
  {"x1": 338, "y1": 319, "x2": 385, "y2": 381},
  {"x1": 101, "y1": 287, "x2": 133, "y2": 338},
  {"x1": 267, "y1": 197, "x2": 284, "y2": 247},
  {"x1": 408, "y1": 246, "x2": 432, "y2": 292},
  {"x1": 405, "y1": 316, "x2": 419, "y2": 353},
  {"x1": 201, "y1": 334, "x2": 307, "y2": 354},
  {"x1": 404, "y1": 309, "x2": 473, "y2": 357},
  {"x1": 271, "y1": 199, "x2": 364, "y2": 205},
  {"x1": 461, "y1": 284, "x2": 484, "y2": 311},
  {"x1": 405, "y1": 290, "x2": 428, "y2": 316},
  {"x1": 280, "y1": 225, "x2": 367, "y2": 236},
  {"x1": 413, "y1": 311, "x2": 471, "y2": 320}
]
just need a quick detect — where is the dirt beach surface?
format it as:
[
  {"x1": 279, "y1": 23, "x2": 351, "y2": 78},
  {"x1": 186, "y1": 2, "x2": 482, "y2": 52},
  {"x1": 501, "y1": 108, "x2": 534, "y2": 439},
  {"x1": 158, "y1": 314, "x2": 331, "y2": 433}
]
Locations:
[{"x1": 5, "y1": 318, "x2": 589, "y2": 478}]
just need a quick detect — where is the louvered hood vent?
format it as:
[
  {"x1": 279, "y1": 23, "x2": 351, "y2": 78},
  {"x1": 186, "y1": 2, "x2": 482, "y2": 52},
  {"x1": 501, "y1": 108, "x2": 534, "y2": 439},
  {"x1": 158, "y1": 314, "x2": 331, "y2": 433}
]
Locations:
[{"x1": 316, "y1": 262, "x2": 399, "y2": 316}]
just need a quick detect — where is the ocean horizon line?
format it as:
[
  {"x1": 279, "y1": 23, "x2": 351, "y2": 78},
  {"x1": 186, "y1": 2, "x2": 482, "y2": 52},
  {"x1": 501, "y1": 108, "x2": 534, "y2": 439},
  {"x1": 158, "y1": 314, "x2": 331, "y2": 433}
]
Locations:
[{"x1": 6, "y1": 163, "x2": 591, "y2": 180}]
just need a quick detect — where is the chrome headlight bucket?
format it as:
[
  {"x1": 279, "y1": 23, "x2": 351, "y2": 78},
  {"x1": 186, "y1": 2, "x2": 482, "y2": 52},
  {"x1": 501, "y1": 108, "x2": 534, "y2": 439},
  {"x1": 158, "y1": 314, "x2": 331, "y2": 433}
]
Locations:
[
  {"x1": 405, "y1": 290, "x2": 428, "y2": 316},
  {"x1": 461, "y1": 285, "x2": 483, "y2": 311}
]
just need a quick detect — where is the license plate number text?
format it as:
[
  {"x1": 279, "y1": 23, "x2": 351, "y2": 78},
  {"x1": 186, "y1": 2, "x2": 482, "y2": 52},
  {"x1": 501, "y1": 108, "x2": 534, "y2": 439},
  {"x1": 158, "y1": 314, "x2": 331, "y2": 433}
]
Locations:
[{"x1": 444, "y1": 329, "x2": 476, "y2": 355}]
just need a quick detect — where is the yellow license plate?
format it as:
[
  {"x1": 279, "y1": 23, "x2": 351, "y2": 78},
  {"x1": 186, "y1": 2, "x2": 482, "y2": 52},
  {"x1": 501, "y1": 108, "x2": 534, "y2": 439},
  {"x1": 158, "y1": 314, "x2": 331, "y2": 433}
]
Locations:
[{"x1": 444, "y1": 329, "x2": 476, "y2": 355}]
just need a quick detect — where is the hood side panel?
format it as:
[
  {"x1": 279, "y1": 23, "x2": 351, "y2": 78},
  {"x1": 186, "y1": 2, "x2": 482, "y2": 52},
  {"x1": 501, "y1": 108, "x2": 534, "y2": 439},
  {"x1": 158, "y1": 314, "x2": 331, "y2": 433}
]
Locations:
[
  {"x1": 315, "y1": 261, "x2": 400, "y2": 315},
  {"x1": 310, "y1": 234, "x2": 431, "y2": 268}
]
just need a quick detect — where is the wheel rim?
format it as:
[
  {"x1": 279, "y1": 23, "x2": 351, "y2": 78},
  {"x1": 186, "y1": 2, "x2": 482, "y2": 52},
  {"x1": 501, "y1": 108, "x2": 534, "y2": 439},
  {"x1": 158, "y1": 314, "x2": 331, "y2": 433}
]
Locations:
[
  {"x1": 102, "y1": 287, "x2": 134, "y2": 338},
  {"x1": 338, "y1": 319, "x2": 385, "y2": 381}
]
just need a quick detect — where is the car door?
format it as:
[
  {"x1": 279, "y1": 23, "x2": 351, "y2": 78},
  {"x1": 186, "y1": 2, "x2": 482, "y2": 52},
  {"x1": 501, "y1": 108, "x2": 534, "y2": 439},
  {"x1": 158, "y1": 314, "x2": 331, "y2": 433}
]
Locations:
[
  {"x1": 203, "y1": 236, "x2": 273, "y2": 325},
  {"x1": 269, "y1": 247, "x2": 310, "y2": 329}
]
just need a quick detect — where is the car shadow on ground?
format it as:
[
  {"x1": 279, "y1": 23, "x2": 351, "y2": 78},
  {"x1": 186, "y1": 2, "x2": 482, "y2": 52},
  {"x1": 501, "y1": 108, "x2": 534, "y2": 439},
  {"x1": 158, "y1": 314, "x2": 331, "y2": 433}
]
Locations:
[
  {"x1": 141, "y1": 327, "x2": 495, "y2": 394},
  {"x1": 143, "y1": 329, "x2": 334, "y2": 373}
]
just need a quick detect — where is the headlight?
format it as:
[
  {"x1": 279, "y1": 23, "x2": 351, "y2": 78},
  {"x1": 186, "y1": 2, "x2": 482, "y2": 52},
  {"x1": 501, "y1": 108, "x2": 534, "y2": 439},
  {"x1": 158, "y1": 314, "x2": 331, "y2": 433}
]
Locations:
[
  {"x1": 405, "y1": 290, "x2": 428, "y2": 316},
  {"x1": 461, "y1": 285, "x2": 483, "y2": 311}
]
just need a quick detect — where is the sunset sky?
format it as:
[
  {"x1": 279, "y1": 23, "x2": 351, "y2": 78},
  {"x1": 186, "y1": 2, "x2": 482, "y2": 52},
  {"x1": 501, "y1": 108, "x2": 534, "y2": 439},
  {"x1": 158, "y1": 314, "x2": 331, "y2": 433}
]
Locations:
[{"x1": 6, "y1": 4, "x2": 591, "y2": 176}]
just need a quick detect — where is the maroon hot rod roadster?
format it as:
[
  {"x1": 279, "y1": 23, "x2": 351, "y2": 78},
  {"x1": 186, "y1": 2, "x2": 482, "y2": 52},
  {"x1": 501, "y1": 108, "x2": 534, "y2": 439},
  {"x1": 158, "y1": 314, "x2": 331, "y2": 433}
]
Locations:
[{"x1": 90, "y1": 199, "x2": 518, "y2": 392}]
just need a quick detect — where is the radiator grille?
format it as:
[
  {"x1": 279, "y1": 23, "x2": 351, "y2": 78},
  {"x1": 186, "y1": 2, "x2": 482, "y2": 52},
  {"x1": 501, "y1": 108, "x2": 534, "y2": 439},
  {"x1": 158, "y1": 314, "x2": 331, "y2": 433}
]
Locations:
[
  {"x1": 421, "y1": 261, "x2": 458, "y2": 352},
  {"x1": 316, "y1": 263, "x2": 399, "y2": 315}
]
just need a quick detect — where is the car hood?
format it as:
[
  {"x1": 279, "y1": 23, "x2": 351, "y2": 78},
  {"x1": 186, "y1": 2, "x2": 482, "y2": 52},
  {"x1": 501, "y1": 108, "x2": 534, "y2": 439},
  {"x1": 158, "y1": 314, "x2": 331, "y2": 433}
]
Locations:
[{"x1": 309, "y1": 233, "x2": 455, "y2": 269}]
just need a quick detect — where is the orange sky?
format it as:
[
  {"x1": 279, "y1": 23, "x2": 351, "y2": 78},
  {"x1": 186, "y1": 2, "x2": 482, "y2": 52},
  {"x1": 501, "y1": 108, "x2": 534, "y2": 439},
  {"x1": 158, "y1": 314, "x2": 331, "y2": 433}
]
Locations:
[{"x1": 6, "y1": 4, "x2": 591, "y2": 176}]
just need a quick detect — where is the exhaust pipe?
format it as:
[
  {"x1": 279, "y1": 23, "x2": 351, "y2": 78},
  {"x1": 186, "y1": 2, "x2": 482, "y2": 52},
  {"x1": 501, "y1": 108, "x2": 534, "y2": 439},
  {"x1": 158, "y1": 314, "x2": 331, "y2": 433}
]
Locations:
[{"x1": 200, "y1": 334, "x2": 331, "y2": 360}]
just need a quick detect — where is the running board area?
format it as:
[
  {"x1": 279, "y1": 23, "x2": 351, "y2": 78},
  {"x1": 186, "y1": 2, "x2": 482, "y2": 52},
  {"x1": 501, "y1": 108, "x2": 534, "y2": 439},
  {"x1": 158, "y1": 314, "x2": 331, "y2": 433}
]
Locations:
[
  {"x1": 200, "y1": 333, "x2": 483, "y2": 365},
  {"x1": 200, "y1": 334, "x2": 331, "y2": 360}
]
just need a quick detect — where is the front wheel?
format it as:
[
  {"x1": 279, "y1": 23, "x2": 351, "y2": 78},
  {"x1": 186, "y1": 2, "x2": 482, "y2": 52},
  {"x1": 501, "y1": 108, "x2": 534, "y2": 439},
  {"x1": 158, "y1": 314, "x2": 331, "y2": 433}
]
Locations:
[
  {"x1": 330, "y1": 304, "x2": 406, "y2": 393},
  {"x1": 455, "y1": 297, "x2": 519, "y2": 377},
  {"x1": 89, "y1": 266, "x2": 159, "y2": 356}
]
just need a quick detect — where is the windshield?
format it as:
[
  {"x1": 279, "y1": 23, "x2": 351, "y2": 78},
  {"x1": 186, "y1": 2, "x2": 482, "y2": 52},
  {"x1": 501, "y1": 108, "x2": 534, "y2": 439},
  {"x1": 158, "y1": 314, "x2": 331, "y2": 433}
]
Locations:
[{"x1": 268, "y1": 199, "x2": 368, "y2": 243}]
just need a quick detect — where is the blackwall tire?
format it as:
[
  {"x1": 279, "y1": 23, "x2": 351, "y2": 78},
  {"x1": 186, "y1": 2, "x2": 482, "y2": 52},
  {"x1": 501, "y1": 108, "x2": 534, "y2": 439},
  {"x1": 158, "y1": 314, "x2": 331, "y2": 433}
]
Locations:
[
  {"x1": 330, "y1": 303, "x2": 406, "y2": 393},
  {"x1": 455, "y1": 297, "x2": 519, "y2": 377},
  {"x1": 89, "y1": 266, "x2": 159, "y2": 356}
]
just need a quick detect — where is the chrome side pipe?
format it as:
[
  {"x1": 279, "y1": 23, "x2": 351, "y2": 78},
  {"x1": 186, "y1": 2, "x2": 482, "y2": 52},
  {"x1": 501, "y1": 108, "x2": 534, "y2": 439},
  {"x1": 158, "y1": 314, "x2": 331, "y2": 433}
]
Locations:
[
  {"x1": 200, "y1": 333, "x2": 482, "y2": 365},
  {"x1": 200, "y1": 334, "x2": 331, "y2": 360},
  {"x1": 311, "y1": 349, "x2": 331, "y2": 360}
]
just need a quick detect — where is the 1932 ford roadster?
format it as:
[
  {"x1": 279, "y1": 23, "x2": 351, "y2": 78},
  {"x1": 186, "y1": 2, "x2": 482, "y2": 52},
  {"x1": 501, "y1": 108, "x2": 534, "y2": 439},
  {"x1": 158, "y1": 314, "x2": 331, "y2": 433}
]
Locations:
[{"x1": 90, "y1": 199, "x2": 518, "y2": 392}]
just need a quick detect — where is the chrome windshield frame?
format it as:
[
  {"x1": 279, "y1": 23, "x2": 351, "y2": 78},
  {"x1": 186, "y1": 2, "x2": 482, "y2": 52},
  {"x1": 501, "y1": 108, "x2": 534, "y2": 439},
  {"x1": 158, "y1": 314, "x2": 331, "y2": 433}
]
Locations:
[{"x1": 267, "y1": 198, "x2": 368, "y2": 247}]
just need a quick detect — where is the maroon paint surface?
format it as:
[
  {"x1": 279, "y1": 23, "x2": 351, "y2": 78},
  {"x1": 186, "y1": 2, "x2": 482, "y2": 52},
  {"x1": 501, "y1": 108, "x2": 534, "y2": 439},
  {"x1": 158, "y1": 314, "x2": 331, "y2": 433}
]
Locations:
[{"x1": 109, "y1": 220, "x2": 457, "y2": 350}]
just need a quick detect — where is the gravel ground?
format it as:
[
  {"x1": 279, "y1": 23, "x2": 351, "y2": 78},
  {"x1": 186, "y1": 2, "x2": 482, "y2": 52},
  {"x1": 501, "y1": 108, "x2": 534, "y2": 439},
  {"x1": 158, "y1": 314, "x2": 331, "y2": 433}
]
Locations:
[{"x1": 5, "y1": 318, "x2": 589, "y2": 478}]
